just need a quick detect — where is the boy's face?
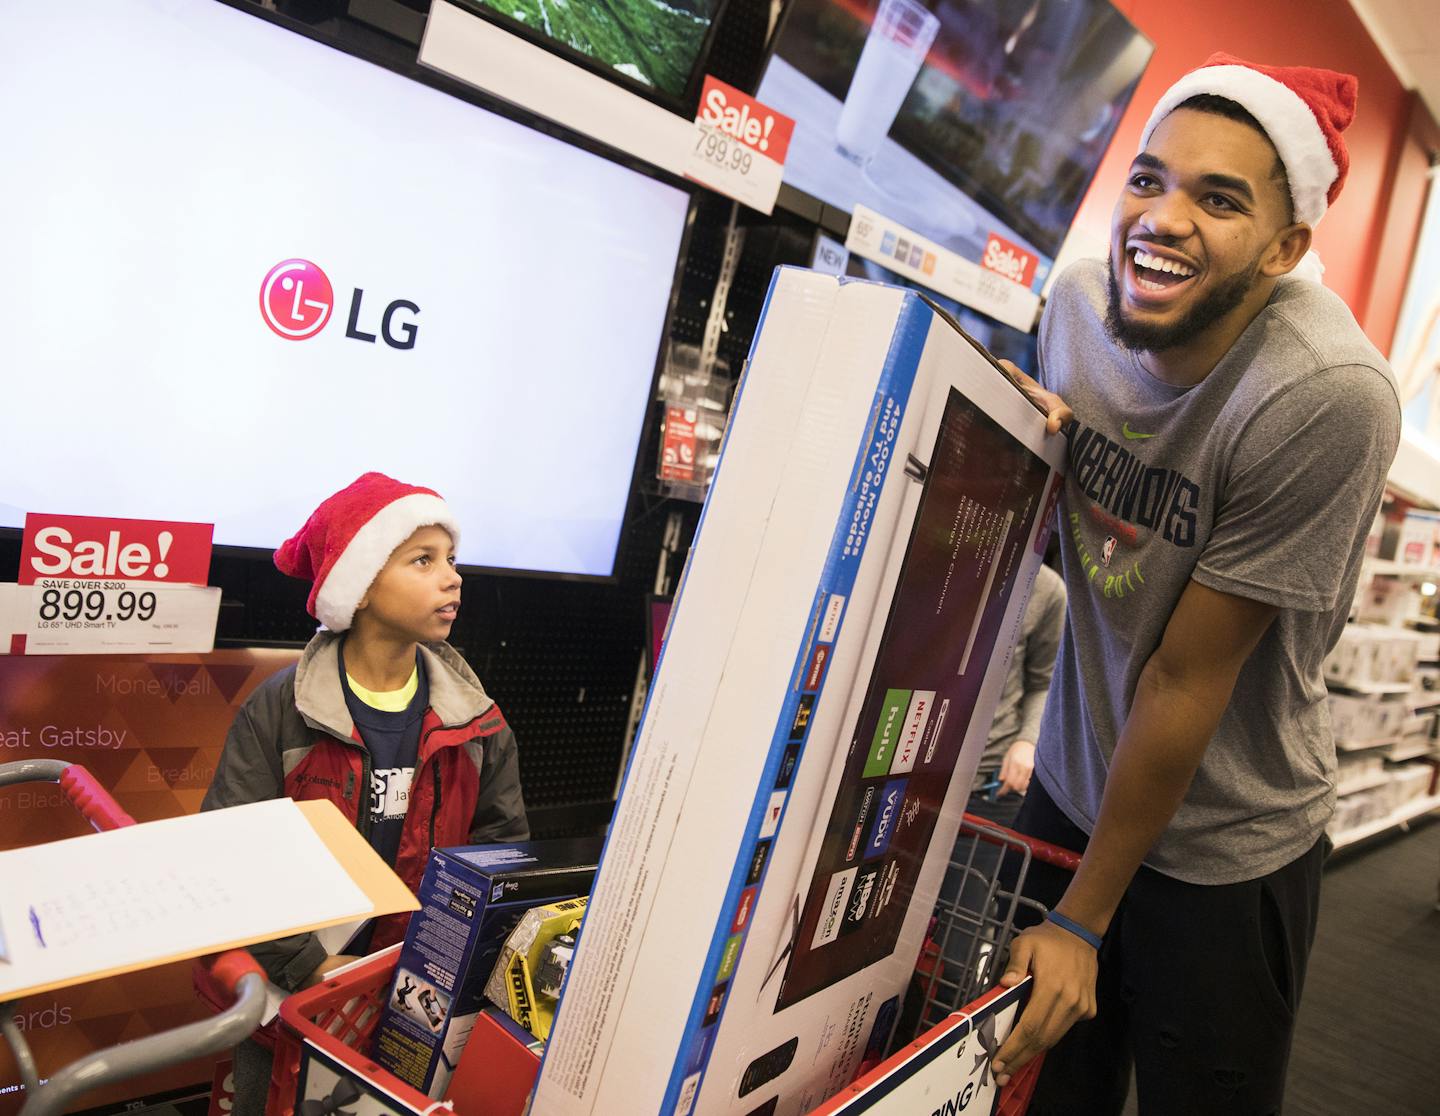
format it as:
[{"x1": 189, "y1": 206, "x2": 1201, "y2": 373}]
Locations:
[
  {"x1": 355, "y1": 524, "x2": 461, "y2": 643},
  {"x1": 1107, "y1": 107, "x2": 1300, "y2": 352}
]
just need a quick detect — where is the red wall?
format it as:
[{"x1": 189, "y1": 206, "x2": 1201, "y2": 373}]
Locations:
[{"x1": 1066, "y1": 0, "x2": 1436, "y2": 354}]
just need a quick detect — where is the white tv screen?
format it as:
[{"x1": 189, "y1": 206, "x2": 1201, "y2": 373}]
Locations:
[{"x1": 0, "y1": 0, "x2": 690, "y2": 578}]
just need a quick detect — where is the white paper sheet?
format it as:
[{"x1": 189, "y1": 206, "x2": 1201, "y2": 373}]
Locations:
[{"x1": 0, "y1": 799, "x2": 373, "y2": 999}]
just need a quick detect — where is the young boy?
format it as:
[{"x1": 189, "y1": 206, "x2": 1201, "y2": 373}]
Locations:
[{"x1": 203, "y1": 473, "x2": 527, "y2": 1109}]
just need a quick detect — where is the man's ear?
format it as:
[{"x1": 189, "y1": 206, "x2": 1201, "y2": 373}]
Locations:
[{"x1": 1262, "y1": 223, "x2": 1313, "y2": 277}]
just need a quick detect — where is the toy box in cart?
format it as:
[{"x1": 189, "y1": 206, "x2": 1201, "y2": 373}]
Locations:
[
  {"x1": 371, "y1": 837, "x2": 601, "y2": 1097},
  {"x1": 533, "y1": 268, "x2": 1066, "y2": 1116}
]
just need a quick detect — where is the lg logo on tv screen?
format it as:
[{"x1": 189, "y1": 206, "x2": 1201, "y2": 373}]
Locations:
[{"x1": 259, "y1": 258, "x2": 419, "y2": 349}]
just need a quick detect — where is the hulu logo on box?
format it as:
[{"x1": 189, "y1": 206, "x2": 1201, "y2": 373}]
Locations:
[{"x1": 863, "y1": 689, "x2": 911, "y2": 777}]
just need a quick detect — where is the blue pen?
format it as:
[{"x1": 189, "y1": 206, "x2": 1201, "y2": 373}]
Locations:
[{"x1": 29, "y1": 906, "x2": 46, "y2": 949}]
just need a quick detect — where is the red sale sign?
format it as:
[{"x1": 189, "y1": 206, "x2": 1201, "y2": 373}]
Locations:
[
  {"x1": 696, "y1": 77, "x2": 794, "y2": 162},
  {"x1": 981, "y1": 233, "x2": 1038, "y2": 289},
  {"x1": 18, "y1": 514, "x2": 214, "y2": 586},
  {"x1": 660, "y1": 406, "x2": 698, "y2": 483},
  {"x1": 686, "y1": 77, "x2": 794, "y2": 214}
]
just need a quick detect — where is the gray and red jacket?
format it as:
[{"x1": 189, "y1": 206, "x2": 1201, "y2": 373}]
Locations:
[{"x1": 201, "y1": 631, "x2": 528, "y2": 990}]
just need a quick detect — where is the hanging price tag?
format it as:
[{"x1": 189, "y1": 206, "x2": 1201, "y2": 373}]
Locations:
[
  {"x1": 1, "y1": 513, "x2": 221, "y2": 655},
  {"x1": 846, "y1": 206, "x2": 1041, "y2": 333},
  {"x1": 684, "y1": 77, "x2": 794, "y2": 215}
]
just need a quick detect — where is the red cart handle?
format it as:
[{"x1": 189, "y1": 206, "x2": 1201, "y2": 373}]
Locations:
[
  {"x1": 960, "y1": 812, "x2": 1083, "y2": 873},
  {"x1": 59, "y1": 764, "x2": 136, "y2": 831},
  {"x1": 203, "y1": 950, "x2": 268, "y2": 1000}
]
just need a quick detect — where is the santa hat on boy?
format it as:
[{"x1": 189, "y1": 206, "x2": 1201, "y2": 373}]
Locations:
[
  {"x1": 276, "y1": 472, "x2": 460, "y2": 632},
  {"x1": 1139, "y1": 53, "x2": 1359, "y2": 229}
]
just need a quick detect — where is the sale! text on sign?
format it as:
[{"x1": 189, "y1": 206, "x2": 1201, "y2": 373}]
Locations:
[
  {"x1": 685, "y1": 76, "x2": 795, "y2": 215},
  {"x1": 18, "y1": 514, "x2": 214, "y2": 585},
  {"x1": 980, "y1": 233, "x2": 1038, "y2": 289}
]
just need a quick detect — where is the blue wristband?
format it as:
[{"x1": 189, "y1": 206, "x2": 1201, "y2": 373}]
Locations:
[{"x1": 1046, "y1": 911, "x2": 1102, "y2": 950}]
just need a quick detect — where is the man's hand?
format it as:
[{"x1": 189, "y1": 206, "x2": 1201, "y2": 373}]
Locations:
[
  {"x1": 999, "y1": 359, "x2": 1072, "y2": 435},
  {"x1": 991, "y1": 920, "x2": 1098, "y2": 1085},
  {"x1": 998, "y1": 740, "x2": 1035, "y2": 797},
  {"x1": 302, "y1": 954, "x2": 360, "y2": 988}
]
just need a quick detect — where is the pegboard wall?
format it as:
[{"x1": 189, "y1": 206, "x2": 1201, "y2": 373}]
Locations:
[{"x1": 0, "y1": 0, "x2": 838, "y2": 841}]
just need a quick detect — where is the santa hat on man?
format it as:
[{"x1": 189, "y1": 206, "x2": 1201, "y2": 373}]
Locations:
[
  {"x1": 1139, "y1": 53, "x2": 1359, "y2": 229},
  {"x1": 276, "y1": 472, "x2": 460, "y2": 632}
]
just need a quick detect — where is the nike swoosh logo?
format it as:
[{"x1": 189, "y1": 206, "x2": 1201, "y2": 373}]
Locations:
[{"x1": 1122, "y1": 422, "x2": 1155, "y2": 441}]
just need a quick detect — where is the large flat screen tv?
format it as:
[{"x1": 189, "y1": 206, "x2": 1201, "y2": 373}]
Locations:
[
  {"x1": 757, "y1": 0, "x2": 1151, "y2": 291},
  {"x1": 456, "y1": 0, "x2": 727, "y2": 109},
  {"x1": 0, "y1": 0, "x2": 691, "y2": 580}
]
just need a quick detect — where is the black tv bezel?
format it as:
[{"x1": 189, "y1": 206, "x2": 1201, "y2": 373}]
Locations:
[
  {"x1": 752, "y1": 0, "x2": 1154, "y2": 263},
  {"x1": 0, "y1": 0, "x2": 698, "y2": 587},
  {"x1": 444, "y1": 0, "x2": 731, "y2": 117}
]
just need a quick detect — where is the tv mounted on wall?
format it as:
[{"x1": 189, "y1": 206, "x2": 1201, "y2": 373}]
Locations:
[
  {"x1": 453, "y1": 0, "x2": 729, "y2": 111},
  {"x1": 0, "y1": 0, "x2": 691, "y2": 581},
  {"x1": 757, "y1": 0, "x2": 1152, "y2": 292}
]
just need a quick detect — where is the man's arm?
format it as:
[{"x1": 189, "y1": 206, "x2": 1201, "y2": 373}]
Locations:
[{"x1": 992, "y1": 579, "x2": 1277, "y2": 1081}]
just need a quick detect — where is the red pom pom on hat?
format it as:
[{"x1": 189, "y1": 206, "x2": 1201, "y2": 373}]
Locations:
[
  {"x1": 276, "y1": 472, "x2": 460, "y2": 632},
  {"x1": 1140, "y1": 52, "x2": 1359, "y2": 225}
]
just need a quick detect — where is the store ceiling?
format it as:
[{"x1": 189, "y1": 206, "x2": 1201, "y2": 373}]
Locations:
[{"x1": 1350, "y1": 0, "x2": 1440, "y2": 124}]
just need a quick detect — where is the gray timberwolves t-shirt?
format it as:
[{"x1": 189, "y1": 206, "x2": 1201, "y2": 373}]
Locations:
[{"x1": 1034, "y1": 260, "x2": 1400, "y2": 884}]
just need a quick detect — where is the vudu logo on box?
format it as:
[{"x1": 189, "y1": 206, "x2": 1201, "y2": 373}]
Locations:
[{"x1": 260, "y1": 258, "x2": 419, "y2": 349}]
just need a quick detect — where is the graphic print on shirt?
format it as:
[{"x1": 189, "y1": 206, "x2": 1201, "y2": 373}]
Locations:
[
  {"x1": 1064, "y1": 419, "x2": 1202, "y2": 548},
  {"x1": 1063, "y1": 418, "x2": 1204, "y2": 603},
  {"x1": 371, "y1": 766, "x2": 415, "y2": 821}
]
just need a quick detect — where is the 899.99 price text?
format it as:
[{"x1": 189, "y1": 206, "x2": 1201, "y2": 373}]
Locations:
[
  {"x1": 694, "y1": 126, "x2": 753, "y2": 176},
  {"x1": 36, "y1": 581, "x2": 158, "y2": 629}
]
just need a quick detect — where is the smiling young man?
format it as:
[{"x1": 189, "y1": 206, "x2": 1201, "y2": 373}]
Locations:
[{"x1": 988, "y1": 56, "x2": 1402, "y2": 1113}]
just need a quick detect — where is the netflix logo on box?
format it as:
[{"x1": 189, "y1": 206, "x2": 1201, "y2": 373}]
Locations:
[{"x1": 982, "y1": 233, "x2": 1037, "y2": 288}]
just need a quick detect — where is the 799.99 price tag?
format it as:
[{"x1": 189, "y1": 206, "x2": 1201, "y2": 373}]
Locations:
[
  {"x1": 683, "y1": 77, "x2": 793, "y2": 215},
  {"x1": 693, "y1": 124, "x2": 757, "y2": 177}
]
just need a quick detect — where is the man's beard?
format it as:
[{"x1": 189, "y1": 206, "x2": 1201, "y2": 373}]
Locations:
[{"x1": 1105, "y1": 249, "x2": 1261, "y2": 353}]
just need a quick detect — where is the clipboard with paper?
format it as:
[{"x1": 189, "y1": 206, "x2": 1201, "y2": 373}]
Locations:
[{"x1": 0, "y1": 795, "x2": 418, "y2": 1003}]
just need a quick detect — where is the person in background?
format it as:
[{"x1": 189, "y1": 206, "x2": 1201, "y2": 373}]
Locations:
[
  {"x1": 992, "y1": 55, "x2": 1401, "y2": 1114},
  {"x1": 969, "y1": 560, "x2": 1067, "y2": 832},
  {"x1": 202, "y1": 472, "x2": 527, "y2": 1115}
]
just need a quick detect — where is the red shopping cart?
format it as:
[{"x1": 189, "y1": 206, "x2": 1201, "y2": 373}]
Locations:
[
  {"x1": 0, "y1": 759, "x2": 268, "y2": 1116},
  {"x1": 258, "y1": 813, "x2": 1081, "y2": 1116},
  {"x1": 897, "y1": 811, "x2": 1082, "y2": 1115}
]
